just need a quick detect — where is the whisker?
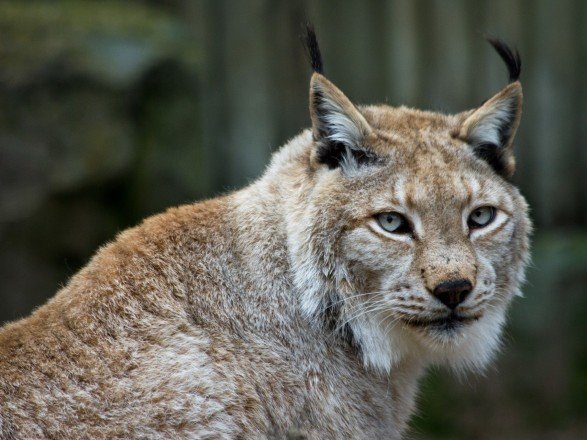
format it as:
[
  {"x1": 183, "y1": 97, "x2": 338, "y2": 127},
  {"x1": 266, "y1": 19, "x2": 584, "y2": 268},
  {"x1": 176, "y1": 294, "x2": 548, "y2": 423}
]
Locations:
[
  {"x1": 462, "y1": 296, "x2": 491, "y2": 314},
  {"x1": 325, "y1": 291, "x2": 385, "y2": 308},
  {"x1": 332, "y1": 301, "x2": 390, "y2": 334},
  {"x1": 381, "y1": 311, "x2": 401, "y2": 335}
]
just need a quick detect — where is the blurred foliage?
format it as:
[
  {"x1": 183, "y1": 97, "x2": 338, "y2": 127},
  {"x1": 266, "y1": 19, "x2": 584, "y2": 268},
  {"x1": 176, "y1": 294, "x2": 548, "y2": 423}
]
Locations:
[{"x1": 0, "y1": 0, "x2": 585, "y2": 438}]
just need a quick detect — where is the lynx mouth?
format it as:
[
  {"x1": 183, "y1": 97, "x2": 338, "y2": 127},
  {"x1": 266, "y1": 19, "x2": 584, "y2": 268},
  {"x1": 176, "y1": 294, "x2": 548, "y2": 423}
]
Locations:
[{"x1": 403, "y1": 313, "x2": 481, "y2": 331}]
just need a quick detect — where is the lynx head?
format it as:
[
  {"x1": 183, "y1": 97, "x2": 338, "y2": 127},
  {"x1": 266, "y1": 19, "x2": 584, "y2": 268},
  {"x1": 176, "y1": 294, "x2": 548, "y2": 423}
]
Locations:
[{"x1": 286, "y1": 27, "x2": 531, "y2": 374}]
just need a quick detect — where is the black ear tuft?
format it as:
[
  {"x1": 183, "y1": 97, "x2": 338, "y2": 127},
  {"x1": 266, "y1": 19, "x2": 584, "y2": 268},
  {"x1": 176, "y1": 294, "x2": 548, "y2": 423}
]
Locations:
[
  {"x1": 303, "y1": 23, "x2": 324, "y2": 74},
  {"x1": 485, "y1": 35, "x2": 521, "y2": 82}
]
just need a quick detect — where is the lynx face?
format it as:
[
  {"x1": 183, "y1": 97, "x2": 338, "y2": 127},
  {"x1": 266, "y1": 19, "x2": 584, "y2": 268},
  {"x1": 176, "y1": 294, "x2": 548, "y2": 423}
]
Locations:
[
  {"x1": 328, "y1": 112, "x2": 528, "y2": 369},
  {"x1": 289, "y1": 34, "x2": 530, "y2": 374}
]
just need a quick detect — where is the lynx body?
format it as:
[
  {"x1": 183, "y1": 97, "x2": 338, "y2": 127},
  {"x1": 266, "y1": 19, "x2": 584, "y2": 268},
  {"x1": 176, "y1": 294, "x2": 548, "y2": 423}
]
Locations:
[{"x1": 0, "y1": 31, "x2": 530, "y2": 439}]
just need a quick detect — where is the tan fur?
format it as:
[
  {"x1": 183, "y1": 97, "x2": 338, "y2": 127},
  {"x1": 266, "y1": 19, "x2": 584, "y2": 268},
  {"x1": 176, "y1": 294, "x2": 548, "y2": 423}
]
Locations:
[{"x1": 0, "y1": 69, "x2": 530, "y2": 438}]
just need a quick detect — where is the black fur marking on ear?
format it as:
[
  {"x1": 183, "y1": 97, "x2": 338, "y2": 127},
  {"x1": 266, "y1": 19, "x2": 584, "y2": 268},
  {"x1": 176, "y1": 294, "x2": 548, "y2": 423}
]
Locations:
[
  {"x1": 316, "y1": 141, "x2": 347, "y2": 169},
  {"x1": 497, "y1": 101, "x2": 516, "y2": 146},
  {"x1": 486, "y1": 35, "x2": 521, "y2": 82},
  {"x1": 473, "y1": 142, "x2": 507, "y2": 175},
  {"x1": 315, "y1": 141, "x2": 382, "y2": 170},
  {"x1": 311, "y1": 89, "x2": 330, "y2": 139},
  {"x1": 303, "y1": 23, "x2": 324, "y2": 74},
  {"x1": 312, "y1": 89, "x2": 382, "y2": 170}
]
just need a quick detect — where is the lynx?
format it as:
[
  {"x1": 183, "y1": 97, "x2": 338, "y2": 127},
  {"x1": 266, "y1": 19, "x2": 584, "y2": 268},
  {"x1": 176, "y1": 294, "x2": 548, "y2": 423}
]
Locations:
[{"x1": 0, "y1": 28, "x2": 530, "y2": 439}]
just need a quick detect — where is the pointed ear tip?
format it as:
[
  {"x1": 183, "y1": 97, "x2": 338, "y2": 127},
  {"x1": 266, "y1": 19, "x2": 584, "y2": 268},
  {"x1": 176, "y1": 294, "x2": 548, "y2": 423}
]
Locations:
[
  {"x1": 506, "y1": 80, "x2": 523, "y2": 95},
  {"x1": 310, "y1": 73, "x2": 340, "y2": 100},
  {"x1": 494, "y1": 81, "x2": 523, "y2": 107},
  {"x1": 310, "y1": 72, "x2": 328, "y2": 88},
  {"x1": 510, "y1": 82, "x2": 523, "y2": 106}
]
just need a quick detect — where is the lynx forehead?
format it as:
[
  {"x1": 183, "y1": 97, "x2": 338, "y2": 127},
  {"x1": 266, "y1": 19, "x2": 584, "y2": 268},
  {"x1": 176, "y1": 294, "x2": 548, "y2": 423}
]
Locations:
[{"x1": 0, "y1": 27, "x2": 530, "y2": 438}]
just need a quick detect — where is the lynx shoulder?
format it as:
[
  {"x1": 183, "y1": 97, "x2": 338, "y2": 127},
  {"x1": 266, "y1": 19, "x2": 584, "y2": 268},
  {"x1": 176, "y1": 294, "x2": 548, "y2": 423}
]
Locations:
[{"x1": 0, "y1": 28, "x2": 530, "y2": 439}]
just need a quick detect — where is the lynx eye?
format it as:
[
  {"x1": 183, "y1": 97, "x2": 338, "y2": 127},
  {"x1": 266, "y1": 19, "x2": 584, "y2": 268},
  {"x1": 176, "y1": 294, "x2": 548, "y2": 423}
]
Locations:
[
  {"x1": 375, "y1": 212, "x2": 411, "y2": 234},
  {"x1": 468, "y1": 206, "x2": 496, "y2": 229}
]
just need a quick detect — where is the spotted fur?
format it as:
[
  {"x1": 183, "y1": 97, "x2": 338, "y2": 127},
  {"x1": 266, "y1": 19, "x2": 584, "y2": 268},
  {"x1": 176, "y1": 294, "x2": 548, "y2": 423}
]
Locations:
[{"x1": 0, "y1": 36, "x2": 531, "y2": 439}]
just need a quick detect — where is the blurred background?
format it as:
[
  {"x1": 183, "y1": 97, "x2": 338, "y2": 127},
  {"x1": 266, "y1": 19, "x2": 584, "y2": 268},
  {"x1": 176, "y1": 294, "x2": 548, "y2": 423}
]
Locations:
[{"x1": 0, "y1": 0, "x2": 585, "y2": 438}]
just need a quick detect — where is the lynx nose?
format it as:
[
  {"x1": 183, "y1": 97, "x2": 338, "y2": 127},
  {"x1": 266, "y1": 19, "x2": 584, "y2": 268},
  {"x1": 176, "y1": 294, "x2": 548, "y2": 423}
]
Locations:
[{"x1": 433, "y1": 279, "x2": 472, "y2": 310}]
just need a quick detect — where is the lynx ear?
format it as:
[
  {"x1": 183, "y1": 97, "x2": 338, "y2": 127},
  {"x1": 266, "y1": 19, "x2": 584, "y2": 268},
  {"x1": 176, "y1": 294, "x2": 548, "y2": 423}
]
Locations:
[
  {"x1": 310, "y1": 73, "x2": 378, "y2": 171},
  {"x1": 458, "y1": 81, "x2": 522, "y2": 177}
]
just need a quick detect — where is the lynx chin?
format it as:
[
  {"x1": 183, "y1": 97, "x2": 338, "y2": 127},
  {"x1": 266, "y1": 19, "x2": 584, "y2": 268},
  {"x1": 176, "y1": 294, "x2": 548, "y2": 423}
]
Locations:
[{"x1": 0, "y1": 27, "x2": 531, "y2": 439}]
